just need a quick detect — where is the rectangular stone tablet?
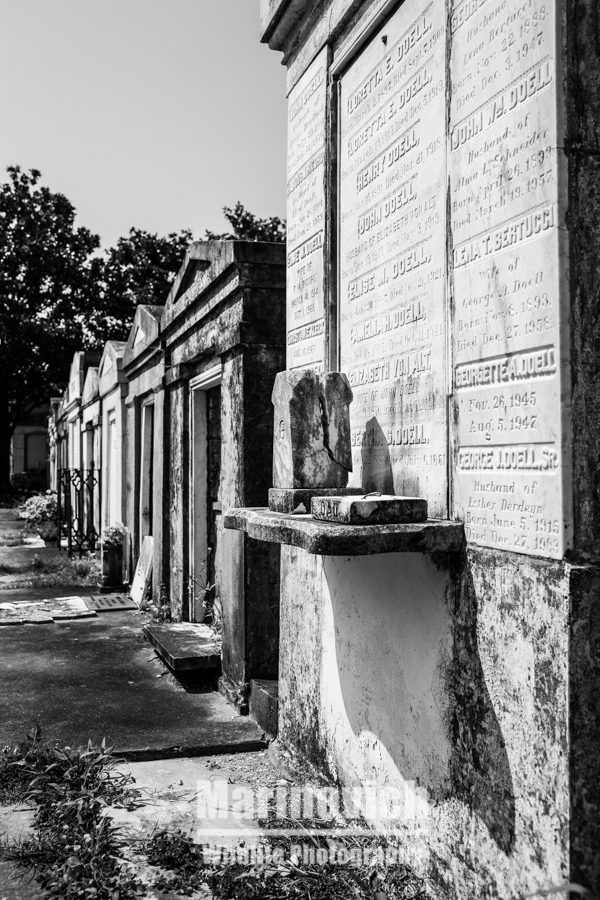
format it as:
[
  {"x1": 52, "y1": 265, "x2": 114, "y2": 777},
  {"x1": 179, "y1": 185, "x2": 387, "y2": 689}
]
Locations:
[{"x1": 311, "y1": 495, "x2": 428, "y2": 525}]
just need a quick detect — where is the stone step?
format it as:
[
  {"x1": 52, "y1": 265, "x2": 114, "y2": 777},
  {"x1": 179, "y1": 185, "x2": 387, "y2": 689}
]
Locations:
[
  {"x1": 144, "y1": 622, "x2": 221, "y2": 673},
  {"x1": 249, "y1": 679, "x2": 279, "y2": 738}
]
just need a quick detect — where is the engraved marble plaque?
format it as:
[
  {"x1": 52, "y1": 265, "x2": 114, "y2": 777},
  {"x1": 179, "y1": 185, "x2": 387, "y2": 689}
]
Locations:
[
  {"x1": 287, "y1": 47, "x2": 328, "y2": 370},
  {"x1": 338, "y1": 0, "x2": 448, "y2": 515},
  {"x1": 450, "y1": 0, "x2": 570, "y2": 558}
]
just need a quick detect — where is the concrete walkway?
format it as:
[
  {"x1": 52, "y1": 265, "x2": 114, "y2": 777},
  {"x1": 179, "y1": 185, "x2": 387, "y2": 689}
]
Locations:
[
  {"x1": 0, "y1": 508, "x2": 266, "y2": 758},
  {"x1": 0, "y1": 509, "x2": 270, "y2": 897},
  {"x1": 0, "y1": 747, "x2": 311, "y2": 900},
  {"x1": 0, "y1": 507, "x2": 28, "y2": 549},
  {"x1": 0, "y1": 608, "x2": 265, "y2": 757}
]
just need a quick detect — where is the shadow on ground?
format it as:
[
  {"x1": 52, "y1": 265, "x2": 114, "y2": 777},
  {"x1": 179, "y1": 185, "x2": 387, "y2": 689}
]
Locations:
[{"x1": 0, "y1": 609, "x2": 265, "y2": 758}]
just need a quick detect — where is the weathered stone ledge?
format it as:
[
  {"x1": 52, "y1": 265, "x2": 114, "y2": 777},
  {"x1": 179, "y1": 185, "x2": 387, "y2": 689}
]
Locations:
[{"x1": 223, "y1": 507, "x2": 465, "y2": 557}]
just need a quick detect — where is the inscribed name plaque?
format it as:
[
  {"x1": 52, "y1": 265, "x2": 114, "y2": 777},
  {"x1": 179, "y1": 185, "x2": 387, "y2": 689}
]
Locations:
[
  {"x1": 450, "y1": 0, "x2": 570, "y2": 558},
  {"x1": 338, "y1": 0, "x2": 448, "y2": 516},
  {"x1": 311, "y1": 494, "x2": 428, "y2": 525},
  {"x1": 286, "y1": 48, "x2": 328, "y2": 370}
]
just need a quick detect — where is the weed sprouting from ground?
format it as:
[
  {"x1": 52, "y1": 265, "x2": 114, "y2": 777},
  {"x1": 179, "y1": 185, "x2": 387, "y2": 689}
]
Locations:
[
  {"x1": 1, "y1": 732, "x2": 429, "y2": 899},
  {"x1": 0, "y1": 728, "x2": 142, "y2": 898},
  {"x1": 144, "y1": 826, "x2": 429, "y2": 899}
]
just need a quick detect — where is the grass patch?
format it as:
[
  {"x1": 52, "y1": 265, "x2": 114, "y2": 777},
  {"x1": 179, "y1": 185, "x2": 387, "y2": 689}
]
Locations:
[
  {"x1": 0, "y1": 728, "x2": 142, "y2": 898},
  {"x1": 0, "y1": 533, "x2": 28, "y2": 548},
  {"x1": 1, "y1": 733, "x2": 429, "y2": 899},
  {"x1": 0, "y1": 553, "x2": 101, "y2": 588},
  {"x1": 145, "y1": 826, "x2": 429, "y2": 899}
]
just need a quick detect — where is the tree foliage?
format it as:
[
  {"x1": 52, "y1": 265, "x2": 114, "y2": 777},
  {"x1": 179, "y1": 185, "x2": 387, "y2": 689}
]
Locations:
[
  {"x1": 93, "y1": 227, "x2": 192, "y2": 343},
  {"x1": 0, "y1": 164, "x2": 285, "y2": 489},
  {"x1": 205, "y1": 201, "x2": 286, "y2": 243},
  {"x1": 0, "y1": 166, "x2": 102, "y2": 486}
]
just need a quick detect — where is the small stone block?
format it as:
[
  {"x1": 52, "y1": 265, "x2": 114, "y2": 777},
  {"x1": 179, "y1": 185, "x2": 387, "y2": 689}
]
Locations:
[
  {"x1": 311, "y1": 494, "x2": 428, "y2": 525},
  {"x1": 249, "y1": 679, "x2": 279, "y2": 738},
  {"x1": 268, "y1": 487, "x2": 363, "y2": 514},
  {"x1": 144, "y1": 623, "x2": 221, "y2": 672}
]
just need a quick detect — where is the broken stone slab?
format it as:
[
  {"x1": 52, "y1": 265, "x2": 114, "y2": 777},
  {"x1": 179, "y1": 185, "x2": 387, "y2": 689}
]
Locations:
[
  {"x1": 272, "y1": 369, "x2": 353, "y2": 490},
  {"x1": 19, "y1": 603, "x2": 54, "y2": 624},
  {"x1": 311, "y1": 494, "x2": 428, "y2": 525},
  {"x1": 268, "y1": 487, "x2": 363, "y2": 515},
  {"x1": 319, "y1": 372, "x2": 353, "y2": 473},
  {"x1": 50, "y1": 596, "x2": 97, "y2": 620},
  {"x1": 0, "y1": 607, "x2": 24, "y2": 626}
]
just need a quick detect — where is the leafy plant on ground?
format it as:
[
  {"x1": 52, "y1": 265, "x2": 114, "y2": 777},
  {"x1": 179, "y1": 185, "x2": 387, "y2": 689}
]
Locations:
[
  {"x1": 144, "y1": 826, "x2": 429, "y2": 899},
  {"x1": 19, "y1": 491, "x2": 58, "y2": 528},
  {"x1": 143, "y1": 582, "x2": 171, "y2": 622},
  {"x1": 0, "y1": 727, "x2": 142, "y2": 898},
  {"x1": 0, "y1": 726, "x2": 50, "y2": 804}
]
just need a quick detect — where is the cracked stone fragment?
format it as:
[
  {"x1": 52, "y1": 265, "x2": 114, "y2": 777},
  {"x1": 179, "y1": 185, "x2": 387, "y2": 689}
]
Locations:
[
  {"x1": 50, "y1": 596, "x2": 97, "y2": 620},
  {"x1": 0, "y1": 606, "x2": 24, "y2": 625},
  {"x1": 320, "y1": 372, "x2": 353, "y2": 474},
  {"x1": 19, "y1": 602, "x2": 54, "y2": 624},
  {"x1": 272, "y1": 369, "x2": 353, "y2": 489}
]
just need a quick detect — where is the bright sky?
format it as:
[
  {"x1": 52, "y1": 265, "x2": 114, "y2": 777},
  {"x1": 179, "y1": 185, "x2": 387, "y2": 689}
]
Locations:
[{"x1": 0, "y1": 0, "x2": 287, "y2": 248}]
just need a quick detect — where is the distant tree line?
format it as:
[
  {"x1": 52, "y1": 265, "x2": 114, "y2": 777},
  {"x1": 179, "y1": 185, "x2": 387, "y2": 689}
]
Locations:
[{"x1": 0, "y1": 165, "x2": 286, "y2": 491}]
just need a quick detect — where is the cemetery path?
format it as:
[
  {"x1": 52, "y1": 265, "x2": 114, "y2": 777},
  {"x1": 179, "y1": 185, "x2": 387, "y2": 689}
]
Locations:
[
  {"x1": 0, "y1": 599, "x2": 266, "y2": 760},
  {"x1": 0, "y1": 507, "x2": 28, "y2": 548}
]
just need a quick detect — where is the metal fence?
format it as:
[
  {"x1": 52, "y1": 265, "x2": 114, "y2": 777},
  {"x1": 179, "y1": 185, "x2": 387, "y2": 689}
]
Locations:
[{"x1": 57, "y1": 468, "x2": 100, "y2": 556}]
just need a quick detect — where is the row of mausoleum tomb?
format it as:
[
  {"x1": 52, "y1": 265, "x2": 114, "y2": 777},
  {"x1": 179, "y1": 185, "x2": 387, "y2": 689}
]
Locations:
[{"x1": 48, "y1": 240, "x2": 285, "y2": 717}]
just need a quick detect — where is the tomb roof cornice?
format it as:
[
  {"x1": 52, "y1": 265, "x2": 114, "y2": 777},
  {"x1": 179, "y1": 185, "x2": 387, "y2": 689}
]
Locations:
[
  {"x1": 260, "y1": 0, "x2": 311, "y2": 53},
  {"x1": 122, "y1": 346, "x2": 165, "y2": 382},
  {"x1": 162, "y1": 240, "x2": 285, "y2": 340}
]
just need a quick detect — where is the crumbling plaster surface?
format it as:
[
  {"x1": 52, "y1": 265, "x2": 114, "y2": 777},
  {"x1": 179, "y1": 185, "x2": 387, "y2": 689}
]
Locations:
[
  {"x1": 569, "y1": 563, "x2": 600, "y2": 890},
  {"x1": 168, "y1": 382, "x2": 187, "y2": 621},
  {"x1": 279, "y1": 546, "x2": 570, "y2": 898},
  {"x1": 218, "y1": 354, "x2": 245, "y2": 666},
  {"x1": 218, "y1": 351, "x2": 282, "y2": 689}
]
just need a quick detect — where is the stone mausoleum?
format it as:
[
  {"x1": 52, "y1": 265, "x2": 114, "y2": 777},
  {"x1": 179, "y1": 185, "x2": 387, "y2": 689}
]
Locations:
[
  {"x1": 48, "y1": 240, "x2": 286, "y2": 724},
  {"x1": 122, "y1": 303, "x2": 166, "y2": 598},
  {"x1": 161, "y1": 241, "x2": 285, "y2": 708},
  {"x1": 224, "y1": 0, "x2": 600, "y2": 896}
]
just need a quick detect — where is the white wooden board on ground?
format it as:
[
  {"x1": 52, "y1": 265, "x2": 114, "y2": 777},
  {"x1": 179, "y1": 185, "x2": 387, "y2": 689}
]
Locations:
[{"x1": 129, "y1": 536, "x2": 153, "y2": 606}]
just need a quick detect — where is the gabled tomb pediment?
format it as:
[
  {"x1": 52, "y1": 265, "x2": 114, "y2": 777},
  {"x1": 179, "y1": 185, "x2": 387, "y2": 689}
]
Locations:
[
  {"x1": 123, "y1": 305, "x2": 164, "y2": 368},
  {"x1": 98, "y1": 340, "x2": 127, "y2": 395}
]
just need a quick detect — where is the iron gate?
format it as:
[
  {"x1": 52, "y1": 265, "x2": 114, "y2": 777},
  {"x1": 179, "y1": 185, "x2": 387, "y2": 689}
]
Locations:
[{"x1": 57, "y1": 468, "x2": 100, "y2": 555}]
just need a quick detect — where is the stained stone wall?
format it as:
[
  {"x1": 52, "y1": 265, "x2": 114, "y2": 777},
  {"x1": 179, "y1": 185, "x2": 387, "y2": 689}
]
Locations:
[
  {"x1": 98, "y1": 341, "x2": 127, "y2": 529},
  {"x1": 161, "y1": 241, "x2": 286, "y2": 703},
  {"x1": 122, "y1": 305, "x2": 166, "y2": 599},
  {"x1": 261, "y1": 0, "x2": 600, "y2": 895}
]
